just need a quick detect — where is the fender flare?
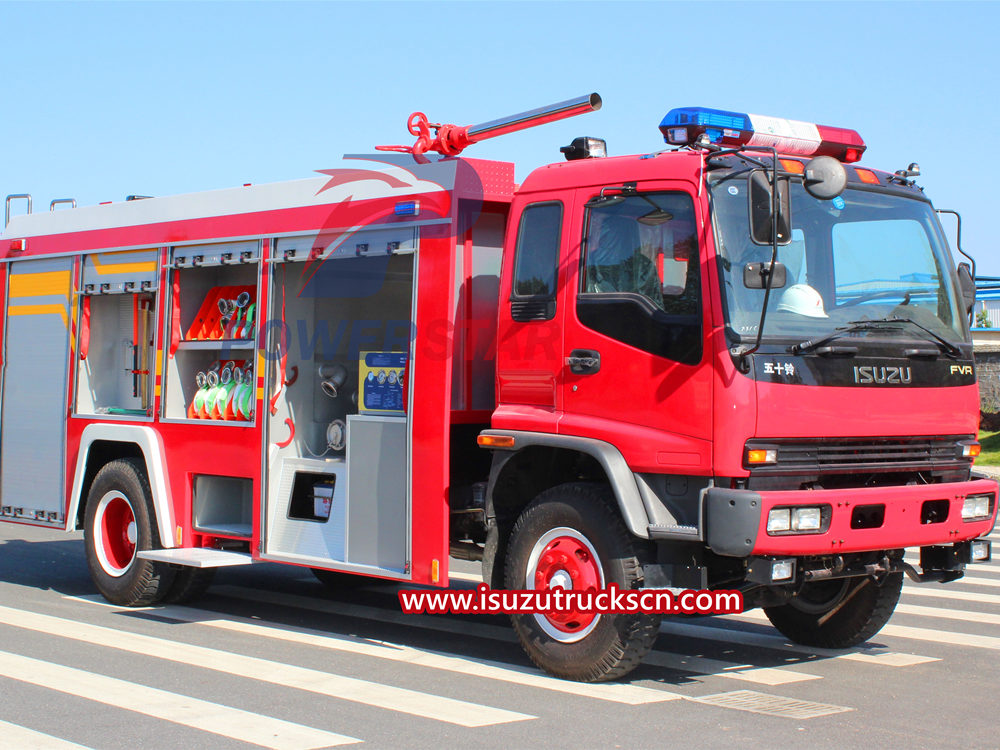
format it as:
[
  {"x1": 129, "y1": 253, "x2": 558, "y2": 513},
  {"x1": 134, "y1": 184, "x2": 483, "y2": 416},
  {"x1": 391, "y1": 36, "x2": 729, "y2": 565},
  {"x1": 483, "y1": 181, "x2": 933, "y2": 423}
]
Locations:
[
  {"x1": 68, "y1": 424, "x2": 175, "y2": 549},
  {"x1": 481, "y1": 430, "x2": 651, "y2": 539}
]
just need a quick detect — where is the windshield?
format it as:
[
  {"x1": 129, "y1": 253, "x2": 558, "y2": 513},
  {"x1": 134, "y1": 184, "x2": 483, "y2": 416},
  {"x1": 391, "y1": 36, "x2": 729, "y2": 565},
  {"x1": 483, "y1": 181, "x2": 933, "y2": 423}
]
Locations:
[{"x1": 710, "y1": 174, "x2": 967, "y2": 347}]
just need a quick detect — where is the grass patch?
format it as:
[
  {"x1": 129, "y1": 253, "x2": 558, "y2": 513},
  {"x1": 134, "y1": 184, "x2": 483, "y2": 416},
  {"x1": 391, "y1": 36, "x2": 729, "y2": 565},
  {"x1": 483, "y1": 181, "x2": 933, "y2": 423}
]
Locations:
[{"x1": 977, "y1": 430, "x2": 1000, "y2": 466}]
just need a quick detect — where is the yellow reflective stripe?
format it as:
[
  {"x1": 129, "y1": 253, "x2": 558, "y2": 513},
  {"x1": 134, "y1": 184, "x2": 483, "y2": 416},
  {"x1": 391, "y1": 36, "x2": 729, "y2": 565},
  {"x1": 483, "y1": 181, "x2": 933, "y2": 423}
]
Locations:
[
  {"x1": 9, "y1": 271, "x2": 71, "y2": 299},
  {"x1": 90, "y1": 252, "x2": 157, "y2": 276},
  {"x1": 8, "y1": 304, "x2": 68, "y2": 328}
]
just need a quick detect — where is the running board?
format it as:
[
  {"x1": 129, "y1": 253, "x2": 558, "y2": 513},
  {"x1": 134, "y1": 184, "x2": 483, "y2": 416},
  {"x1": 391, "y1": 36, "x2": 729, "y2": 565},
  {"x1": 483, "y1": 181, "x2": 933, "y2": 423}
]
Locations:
[{"x1": 137, "y1": 548, "x2": 255, "y2": 568}]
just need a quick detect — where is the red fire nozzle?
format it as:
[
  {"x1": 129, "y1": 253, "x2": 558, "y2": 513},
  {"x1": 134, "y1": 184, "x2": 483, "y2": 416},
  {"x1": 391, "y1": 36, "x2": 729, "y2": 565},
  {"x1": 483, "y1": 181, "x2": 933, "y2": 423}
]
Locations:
[{"x1": 376, "y1": 93, "x2": 602, "y2": 156}]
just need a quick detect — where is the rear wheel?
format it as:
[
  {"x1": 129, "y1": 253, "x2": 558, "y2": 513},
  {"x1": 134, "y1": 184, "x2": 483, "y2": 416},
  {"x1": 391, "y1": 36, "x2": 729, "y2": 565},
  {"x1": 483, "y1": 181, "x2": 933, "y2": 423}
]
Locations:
[
  {"x1": 763, "y1": 572, "x2": 903, "y2": 648},
  {"x1": 162, "y1": 567, "x2": 217, "y2": 604},
  {"x1": 504, "y1": 482, "x2": 660, "y2": 682},
  {"x1": 83, "y1": 458, "x2": 175, "y2": 606}
]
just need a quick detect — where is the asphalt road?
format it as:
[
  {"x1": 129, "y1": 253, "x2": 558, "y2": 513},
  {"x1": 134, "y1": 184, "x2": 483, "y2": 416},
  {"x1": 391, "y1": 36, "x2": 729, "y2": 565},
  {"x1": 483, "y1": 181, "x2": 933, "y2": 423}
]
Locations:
[{"x1": 0, "y1": 521, "x2": 998, "y2": 750}]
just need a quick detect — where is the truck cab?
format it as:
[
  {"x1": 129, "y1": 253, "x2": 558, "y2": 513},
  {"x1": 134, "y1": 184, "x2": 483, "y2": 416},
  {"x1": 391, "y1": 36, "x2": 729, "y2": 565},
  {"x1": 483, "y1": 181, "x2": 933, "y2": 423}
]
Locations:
[{"x1": 480, "y1": 109, "x2": 997, "y2": 681}]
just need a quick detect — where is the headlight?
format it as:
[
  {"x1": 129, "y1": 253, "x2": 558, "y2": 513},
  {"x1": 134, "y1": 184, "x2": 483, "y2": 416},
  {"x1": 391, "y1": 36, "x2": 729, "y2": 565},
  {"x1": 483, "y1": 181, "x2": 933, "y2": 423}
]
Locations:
[
  {"x1": 792, "y1": 507, "x2": 822, "y2": 531},
  {"x1": 767, "y1": 508, "x2": 791, "y2": 532},
  {"x1": 767, "y1": 506, "x2": 826, "y2": 534},
  {"x1": 962, "y1": 494, "x2": 993, "y2": 521}
]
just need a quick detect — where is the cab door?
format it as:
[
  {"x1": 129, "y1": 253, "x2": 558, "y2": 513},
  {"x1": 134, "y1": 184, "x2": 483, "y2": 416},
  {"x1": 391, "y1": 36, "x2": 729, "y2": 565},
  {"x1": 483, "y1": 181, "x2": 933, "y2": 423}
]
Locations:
[
  {"x1": 558, "y1": 184, "x2": 713, "y2": 475},
  {"x1": 494, "y1": 200, "x2": 566, "y2": 432}
]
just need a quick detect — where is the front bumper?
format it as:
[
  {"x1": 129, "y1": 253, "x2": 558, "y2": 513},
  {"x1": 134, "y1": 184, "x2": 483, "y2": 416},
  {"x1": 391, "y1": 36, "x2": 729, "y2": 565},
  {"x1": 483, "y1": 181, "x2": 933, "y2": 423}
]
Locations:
[{"x1": 704, "y1": 478, "x2": 998, "y2": 557}]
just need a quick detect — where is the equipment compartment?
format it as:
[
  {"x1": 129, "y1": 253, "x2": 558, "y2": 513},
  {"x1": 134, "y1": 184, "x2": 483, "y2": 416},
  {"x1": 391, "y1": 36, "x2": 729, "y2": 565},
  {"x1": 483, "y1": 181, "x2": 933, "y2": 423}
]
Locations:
[
  {"x1": 192, "y1": 474, "x2": 253, "y2": 538},
  {"x1": 75, "y1": 291, "x2": 156, "y2": 417},
  {"x1": 162, "y1": 243, "x2": 260, "y2": 423}
]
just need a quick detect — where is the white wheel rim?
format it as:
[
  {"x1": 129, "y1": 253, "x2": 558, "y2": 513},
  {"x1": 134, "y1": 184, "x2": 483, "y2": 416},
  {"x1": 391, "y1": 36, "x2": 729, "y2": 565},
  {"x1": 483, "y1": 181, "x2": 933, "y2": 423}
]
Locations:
[
  {"x1": 93, "y1": 490, "x2": 137, "y2": 577},
  {"x1": 525, "y1": 526, "x2": 605, "y2": 643}
]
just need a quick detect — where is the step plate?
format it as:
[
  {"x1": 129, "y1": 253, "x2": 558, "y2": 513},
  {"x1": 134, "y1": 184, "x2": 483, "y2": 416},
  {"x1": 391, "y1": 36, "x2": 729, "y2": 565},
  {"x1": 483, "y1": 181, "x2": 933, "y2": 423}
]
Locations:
[{"x1": 137, "y1": 548, "x2": 255, "y2": 568}]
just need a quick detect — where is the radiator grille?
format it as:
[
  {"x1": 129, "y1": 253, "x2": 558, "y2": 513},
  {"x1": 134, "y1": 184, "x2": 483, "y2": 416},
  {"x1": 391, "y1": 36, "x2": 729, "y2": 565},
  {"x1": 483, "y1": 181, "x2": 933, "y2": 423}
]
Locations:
[{"x1": 745, "y1": 436, "x2": 972, "y2": 475}]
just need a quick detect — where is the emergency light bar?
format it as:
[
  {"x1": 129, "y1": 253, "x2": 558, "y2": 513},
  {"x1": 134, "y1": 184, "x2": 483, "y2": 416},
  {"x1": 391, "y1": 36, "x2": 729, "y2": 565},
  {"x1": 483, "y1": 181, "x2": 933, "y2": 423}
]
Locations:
[{"x1": 659, "y1": 107, "x2": 866, "y2": 163}]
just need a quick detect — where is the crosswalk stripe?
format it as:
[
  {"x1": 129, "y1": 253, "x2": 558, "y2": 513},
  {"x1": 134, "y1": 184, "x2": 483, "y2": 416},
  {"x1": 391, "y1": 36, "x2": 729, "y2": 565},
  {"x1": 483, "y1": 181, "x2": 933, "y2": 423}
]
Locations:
[
  {"x1": 902, "y1": 585, "x2": 1000, "y2": 605},
  {"x1": 66, "y1": 595, "x2": 676, "y2": 706},
  {"x1": 208, "y1": 586, "x2": 860, "y2": 685},
  {"x1": 0, "y1": 651, "x2": 359, "y2": 750},
  {"x1": 642, "y1": 650, "x2": 820, "y2": 685},
  {"x1": 729, "y1": 610, "x2": 1000, "y2": 651},
  {"x1": 0, "y1": 720, "x2": 92, "y2": 749},
  {"x1": 0, "y1": 604, "x2": 530, "y2": 728},
  {"x1": 195, "y1": 585, "x2": 515, "y2": 641},
  {"x1": 658, "y1": 619, "x2": 938, "y2": 666},
  {"x1": 896, "y1": 602, "x2": 1000, "y2": 626}
]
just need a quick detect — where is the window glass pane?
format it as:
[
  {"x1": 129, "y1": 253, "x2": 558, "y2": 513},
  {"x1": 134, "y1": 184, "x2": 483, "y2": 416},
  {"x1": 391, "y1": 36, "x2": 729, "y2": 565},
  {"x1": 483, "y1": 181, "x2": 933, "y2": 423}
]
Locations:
[
  {"x1": 583, "y1": 192, "x2": 699, "y2": 314},
  {"x1": 513, "y1": 203, "x2": 562, "y2": 297}
]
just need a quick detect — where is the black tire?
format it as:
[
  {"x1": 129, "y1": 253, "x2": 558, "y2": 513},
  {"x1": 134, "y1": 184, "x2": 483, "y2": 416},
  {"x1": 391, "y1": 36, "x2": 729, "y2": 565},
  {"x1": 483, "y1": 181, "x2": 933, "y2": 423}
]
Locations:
[
  {"x1": 504, "y1": 482, "x2": 660, "y2": 682},
  {"x1": 162, "y1": 567, "x2": 217, "y2": 604},
  {"x1": 83, "y1": 458, "x2": 176, "y2": 606},
  {"x1": 763, "y1": 572, "x2": 903, "y2": 648}
]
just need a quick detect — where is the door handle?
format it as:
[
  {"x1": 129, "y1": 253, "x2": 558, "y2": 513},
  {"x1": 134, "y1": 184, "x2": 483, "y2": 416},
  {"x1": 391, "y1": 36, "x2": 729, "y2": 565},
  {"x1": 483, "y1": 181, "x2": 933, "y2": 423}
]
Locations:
[{"x1": 567, "y1": 349, "x2": 601, "y2": 375}]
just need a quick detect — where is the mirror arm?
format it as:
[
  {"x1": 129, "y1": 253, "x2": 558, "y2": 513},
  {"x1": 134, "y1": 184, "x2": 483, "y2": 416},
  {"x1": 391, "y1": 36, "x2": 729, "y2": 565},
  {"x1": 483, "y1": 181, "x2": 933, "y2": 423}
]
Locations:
[
  {"x1": 937, "y1": 209, "x2": 976, "y2": 326},
  {"x1": 733, "y1": 147, "x2": 780, "y2": 370},
  {"x1": 936, "y1": 209, "x2": 974, "y2": 278},
  {"x1": 706, "y1": 148, "x2": 770, "y2": 171}
]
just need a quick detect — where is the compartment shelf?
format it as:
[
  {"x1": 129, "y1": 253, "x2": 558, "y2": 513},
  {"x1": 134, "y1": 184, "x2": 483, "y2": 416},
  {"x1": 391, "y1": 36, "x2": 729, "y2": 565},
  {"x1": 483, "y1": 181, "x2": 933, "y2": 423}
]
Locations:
[{"x1": 178, "y1": 339, "x2": 255, "y2": 350}]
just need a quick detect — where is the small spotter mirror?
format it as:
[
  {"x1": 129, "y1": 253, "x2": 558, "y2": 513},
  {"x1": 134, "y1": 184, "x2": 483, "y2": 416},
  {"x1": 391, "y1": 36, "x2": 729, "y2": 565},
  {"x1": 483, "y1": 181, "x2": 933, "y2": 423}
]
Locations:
[
  {"x1": 743, "y1": 261, "x2": 787, "y2": 290},
  {"x1": 748, "y1": 170, "x2": 791, "y2": 246},
  {"x1": 803, "y1": 155, "x2": 847, "y2": 200}
]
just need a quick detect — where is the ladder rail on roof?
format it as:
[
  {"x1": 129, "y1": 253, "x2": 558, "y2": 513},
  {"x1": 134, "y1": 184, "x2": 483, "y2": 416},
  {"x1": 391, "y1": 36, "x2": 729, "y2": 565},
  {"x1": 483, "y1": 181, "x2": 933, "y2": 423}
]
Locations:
[{"x1": 4, "y1": 194, "x2": 31, "y2": 228}]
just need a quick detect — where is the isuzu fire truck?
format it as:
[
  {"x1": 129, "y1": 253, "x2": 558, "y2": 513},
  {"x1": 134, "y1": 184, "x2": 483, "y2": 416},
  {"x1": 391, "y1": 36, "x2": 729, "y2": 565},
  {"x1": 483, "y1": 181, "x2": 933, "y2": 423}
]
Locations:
[{"x1": 0, "y1": 94, "x2": 996, "y2": 682}]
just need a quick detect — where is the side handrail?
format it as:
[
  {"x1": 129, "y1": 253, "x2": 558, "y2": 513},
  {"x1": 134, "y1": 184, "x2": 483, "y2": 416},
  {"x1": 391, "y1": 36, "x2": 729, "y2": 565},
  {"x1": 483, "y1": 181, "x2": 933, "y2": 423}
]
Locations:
[{"x1": 5, "y1": 194, "x2": 32, "y2": 228}]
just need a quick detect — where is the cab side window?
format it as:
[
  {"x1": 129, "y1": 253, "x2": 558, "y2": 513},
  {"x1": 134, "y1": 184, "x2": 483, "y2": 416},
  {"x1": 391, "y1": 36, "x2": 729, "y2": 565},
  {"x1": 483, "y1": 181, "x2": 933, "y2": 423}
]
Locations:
[
  {"x1": 578, "y1": 192, "x2": 701, "y2": 364},
  {"x1": 510, "y1": 202, "x2": 562, "y2": 322}
]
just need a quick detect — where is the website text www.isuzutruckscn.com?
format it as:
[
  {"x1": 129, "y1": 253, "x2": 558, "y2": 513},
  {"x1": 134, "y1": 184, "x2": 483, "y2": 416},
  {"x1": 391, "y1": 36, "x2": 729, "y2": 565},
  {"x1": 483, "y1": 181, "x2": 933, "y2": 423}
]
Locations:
[{"x1": 398, "y1": 583, "x2": 743, "y2": 616}]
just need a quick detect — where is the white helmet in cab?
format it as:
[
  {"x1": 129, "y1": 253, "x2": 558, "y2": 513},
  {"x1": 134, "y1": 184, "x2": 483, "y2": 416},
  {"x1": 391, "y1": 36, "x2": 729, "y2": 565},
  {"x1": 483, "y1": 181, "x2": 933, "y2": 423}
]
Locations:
[{"x1": 777, "y1": 284, "x2": 828, "y2": 318}]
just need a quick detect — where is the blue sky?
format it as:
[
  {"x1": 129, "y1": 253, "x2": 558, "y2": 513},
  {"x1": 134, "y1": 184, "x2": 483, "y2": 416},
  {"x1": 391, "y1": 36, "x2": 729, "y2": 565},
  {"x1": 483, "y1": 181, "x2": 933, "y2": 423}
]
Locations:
[{"x1": 3, "y1": 1, "x2": 998, "y2": 273}]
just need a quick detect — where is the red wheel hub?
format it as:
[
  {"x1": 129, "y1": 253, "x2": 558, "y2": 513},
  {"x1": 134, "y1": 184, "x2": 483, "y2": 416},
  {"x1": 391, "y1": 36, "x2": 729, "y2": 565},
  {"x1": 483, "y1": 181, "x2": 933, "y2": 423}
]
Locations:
[
  {"x1": 533, "y1": 535, "x2": 602, "y2": 633},
  {"x1": 100, "y1": 494, "x2": 136, "y2": 573}
]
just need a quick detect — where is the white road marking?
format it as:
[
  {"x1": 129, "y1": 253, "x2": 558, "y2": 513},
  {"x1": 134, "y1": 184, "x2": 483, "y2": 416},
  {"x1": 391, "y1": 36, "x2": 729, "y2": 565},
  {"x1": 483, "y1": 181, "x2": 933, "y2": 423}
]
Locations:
[
  {"x1": 0, "y1": 651, "x2": 359, "y2": 750},
  {"x1": 896, "y1": 602, "x2": 1000, "y2": 626},
  {"x1": 66, "y1": 596, "x2": 676, "y2": 706},
  {"x1": 0, "y1": 604, "x2": 530, "y2": 728},
  {"x1": 658, "y1": 619, "x2": 938, "y2": 665},
  {"x1": 902, "y1": 585, "x2": 1000, "y2": 606},
  {"x1": 204, "y1": 587, "x2": 845, "y2": 685},
  {"x1": 642, "y1": 650, "x2": 820, "y2": 685},
  {"x1": 729, "y1": 610, "x2": 1000, "y2": 651},
  {"x1": 0, "y1": 720, "x2": 93, "y2": 749}
]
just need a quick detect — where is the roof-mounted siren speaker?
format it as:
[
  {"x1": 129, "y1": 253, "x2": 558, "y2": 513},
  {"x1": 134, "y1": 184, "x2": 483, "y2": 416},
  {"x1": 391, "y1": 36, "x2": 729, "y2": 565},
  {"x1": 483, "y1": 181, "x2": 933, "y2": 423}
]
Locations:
[{"x1": 659, "y1": 107, "x2": 866, "y2": 163}]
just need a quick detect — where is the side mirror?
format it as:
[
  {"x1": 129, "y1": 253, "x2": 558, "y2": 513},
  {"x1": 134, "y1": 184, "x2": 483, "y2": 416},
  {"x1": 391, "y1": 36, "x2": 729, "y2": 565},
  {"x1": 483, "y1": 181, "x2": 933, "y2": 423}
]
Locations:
[
  {"x1": 748, "y1": 171, "x2": 791, "y2": 246},
  {"x1": 743, "y1": 261, "x2": 787, "y2": 290},
  {"x1": 803, "y1": 155, "x2": 847, "y2": 200},
  {"x1": 957, "y1": 262, "x2": 976, "y2": 315}
]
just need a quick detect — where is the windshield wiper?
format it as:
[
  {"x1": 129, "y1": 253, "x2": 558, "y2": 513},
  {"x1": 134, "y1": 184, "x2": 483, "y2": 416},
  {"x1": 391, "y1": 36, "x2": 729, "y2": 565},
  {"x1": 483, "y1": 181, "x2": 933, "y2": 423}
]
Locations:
[
  {"x1": 789, "y1": 320, "x2": 901, "y2": 355},
  {"x1": 789, "y1": 316, "x2": 962, "y2": 358},
  {"x1": 883, "y1": 316, "x2": 962, "y2": 359}
]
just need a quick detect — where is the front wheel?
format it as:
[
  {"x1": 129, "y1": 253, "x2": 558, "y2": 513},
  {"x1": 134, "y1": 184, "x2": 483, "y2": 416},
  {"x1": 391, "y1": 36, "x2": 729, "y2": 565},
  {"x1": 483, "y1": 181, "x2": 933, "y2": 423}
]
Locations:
[
  {"x1": 763, "y1": 572, "x2": 903, "y2": 648},
  {"x1": 504, "y1": 482, "x2": 660, "y2": 682},
  {"x1": 83, "y1": 458, "x2": 176, "y2": 606}
]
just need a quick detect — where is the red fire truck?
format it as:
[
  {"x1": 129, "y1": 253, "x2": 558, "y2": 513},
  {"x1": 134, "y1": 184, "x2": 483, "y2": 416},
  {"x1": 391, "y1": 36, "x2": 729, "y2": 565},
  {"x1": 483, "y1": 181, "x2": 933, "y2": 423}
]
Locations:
[{"x1": 0, "y1": 94, "x2": 995, "y2": 682}]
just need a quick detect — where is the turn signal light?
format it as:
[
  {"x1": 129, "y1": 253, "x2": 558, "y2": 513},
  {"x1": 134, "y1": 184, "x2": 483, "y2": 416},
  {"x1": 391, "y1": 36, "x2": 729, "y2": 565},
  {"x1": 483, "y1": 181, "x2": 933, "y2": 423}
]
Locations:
[
  {"x1": 747, "y1": 448, "x2": 777, "y2": 464},
  {"x1": 478, "y1": 434, "x2": 516, "y2": 449}
]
